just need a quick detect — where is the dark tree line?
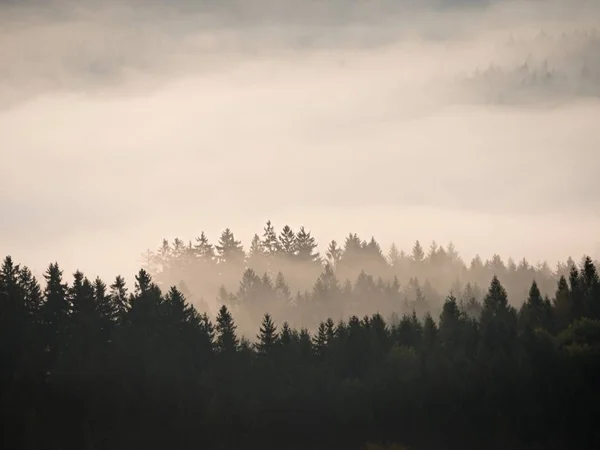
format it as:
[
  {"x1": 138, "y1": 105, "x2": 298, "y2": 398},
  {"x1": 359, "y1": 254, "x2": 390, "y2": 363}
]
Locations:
[
  {"x1": 142, "y1": 221, "x2": 594, "y2": 332},
  {"x1": 1, "y1": 249, "x2": 599, "y2": 450}
]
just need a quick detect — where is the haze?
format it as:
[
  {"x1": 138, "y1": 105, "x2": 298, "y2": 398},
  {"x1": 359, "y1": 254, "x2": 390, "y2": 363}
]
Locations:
[{"x1": 1, "y1": 0, "x2": 600, "y2": 282}]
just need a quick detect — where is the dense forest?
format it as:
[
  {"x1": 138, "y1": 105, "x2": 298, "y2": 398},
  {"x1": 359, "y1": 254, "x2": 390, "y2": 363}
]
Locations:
[
  {"x1": 1, "y1": 226, "x2": 599, "y2": 449},
  {"x1": 141, "y1": 221, "x2": 596, "y2": 334}
]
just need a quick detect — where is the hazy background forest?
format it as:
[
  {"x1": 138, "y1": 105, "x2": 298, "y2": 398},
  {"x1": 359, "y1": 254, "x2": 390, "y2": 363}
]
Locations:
[{"x1": 141, "y1": 223, "x2": 600, "y2": 335}]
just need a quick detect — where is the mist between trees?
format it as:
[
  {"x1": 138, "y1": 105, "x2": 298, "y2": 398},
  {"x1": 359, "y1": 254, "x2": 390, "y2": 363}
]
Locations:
[
  {"x1": 1, "y1": 238, "x2": 599, "y2": 449},
  {"x1": 141, "y1": 221, "x2": 598, "y2": 337}
]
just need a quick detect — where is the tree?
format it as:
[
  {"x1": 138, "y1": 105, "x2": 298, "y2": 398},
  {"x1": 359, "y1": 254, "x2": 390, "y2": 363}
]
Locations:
[
  {"x1": 247, "y1": 234, "x2": 267, "y2": 274},
  {"x1": 553, "y1": 275, "x2": 571, "y2": 331},
  {"x1": 519, "y1": 280, "x2": 551, "y2": 331},
  {"x1": 312, "y1": 322, "x2": 328, "y2": 359},
  {"x1": 215, "y1": 228, "x2": 245, "y2": 266},
  {"x1": 480, "y1": 276, "x2": 517, "y2": 351},
  {"x1": 17, "y1": 266, "x2": 42, "y2": 319},
  {"x1": 256, "y1": 313, "x2": 278, "y2": 355},
  {"x1": 262, "y1": 220, "x2": 280, "y2": 257},
  {"x1": 109, "y1": 275, "x2": 129, "y2": 322},
  {"x1": 580, "y1": 256, "x2": 600, "y2": 319},
  {"x1": 326, "y1": 240, "x2": 343, "y2": 269},
  {"x1": 41, "y1": 262, "x2": 70, "y2": 361},
  {"x1": 279, "y1": 321, "x2": 293, "y2": 347},
  {"x1": 412, "y1": 240, "x2": 425, "y2": 264},
  {"x1": 296, "y1": 226, "x2": 320, "y2": 263},
  {"x1": 388, "y1": 243, "x2": 401, "y2": 268},
  {"x1": 422, "y1": 313, "x2": 438, "y2": 349},
  {"x1": 216, "y1": 305, "x2": 238, "y2": 354},
  {"x1": 278, "y1": 225, "x2": 296, "y2": 258},
  {"x1": 194, "y1": 231, "x2": 216, "y2": 262}
]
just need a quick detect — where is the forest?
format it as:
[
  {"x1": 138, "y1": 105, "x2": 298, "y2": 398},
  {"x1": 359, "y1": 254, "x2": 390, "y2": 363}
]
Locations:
[
  {"x1": 1, "y1": 223, "x2": 599, "y2": 449},
  {"x1": 140, "y1": 221, "x2": 595, "y2": 334}
]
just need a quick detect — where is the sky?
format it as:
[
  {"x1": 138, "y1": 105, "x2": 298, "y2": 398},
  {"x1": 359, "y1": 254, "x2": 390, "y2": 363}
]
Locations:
[{"x1": 1, "y1": 0, "x2": 599, "y2": 282}]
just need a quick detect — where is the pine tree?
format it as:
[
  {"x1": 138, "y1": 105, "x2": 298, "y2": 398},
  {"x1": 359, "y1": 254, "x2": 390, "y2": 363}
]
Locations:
[
  {"x1": 278, "y1": 225, "x2": 296, "y2": 258},
  {"x1": 163, "y1": 286, "x2": 193, "y2": 328},
  {"x1": 295, "y1": 226, "x2": 320, "y2": 263},
  {"x1": 279, "y1": 321, "x2": 293, "y2": 347},
  {"x1": 199, "y1": 312, "x2": 216, "y2": 345},
  {"x1": 0, "y1": 256, "x2": 26, "y2": 379},
  {"x1": 422, "y1": 313, "x2": 438, "y2": 349},
  {"x1": 412, "y1": 240, "x2": 425, "y2": 264},
  {"x1": 569, "y1": 265, "x2": 584, "y2": 320},
  {"x1": 248, "y1": 234, "x2": 264, "y2": 256},
  {"x1": 194, "y1": 231, "x2": 215, "y2": 262},
  {"x1": 109, "y1": 275, "x2": 129, "y2": 322},
  {"x1": 247, "y1": 234, "x2": 267, "y2": 274},
  {"x1": 16, "y1": 266, "x2": 42, "y2": 318},
  {"x1": 215, "y1": 228, "x2": 245, "y2": 266},
  {"x1": 41, "y1": 263, "x2": 70, "y2": 358},
  {"x1": 216, "y1": 305, "x2": 238, "y2": 354},
  {"x1": 519, "y1": 280, "x2": 550, "y2": 331},
  {"x1": 439, "y1": 294, "x2": 464, "y2": 350},
  {"x1": 256, "y1": 313, "x2": 278, "y2": 355},
  {"x1": 70, "y1": 271, "x2": 95, "y2": 317},
  {"x1": 480, "y1": 276, "x2": 517, "y2": 350},
  {"x1": 298, "y1": 328, "x2": 312, "y2": 359},
  {"x1": 326, "y1": 240, "x2": 343, "y2": 269},
  {"x1": 312, "y1": 322, "x2": 328, "y2": 358},
  {"x1": 388, "y1": 243, "x2": 401, "y2": 268},
  {"x1": 365, "y1": 237, "x2": 386, "y2": 265},
  {"x1": 262, "y1": 220, "x2": 280, "y2": 257},
  {"x1": 93, "y1": 277, "x2": 117, "y2": 337},
  {"x1": 0, "y1": 256, "x2": 22, "y2": 316},
  {"x1": 580, "y1": 256, "x2": 600, "y2": 319}
]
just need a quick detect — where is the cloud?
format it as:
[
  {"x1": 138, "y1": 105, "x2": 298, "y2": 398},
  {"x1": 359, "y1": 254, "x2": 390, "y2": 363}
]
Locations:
[{"x1": 1, "y1": 0, "x2": 599, "y2": 279}]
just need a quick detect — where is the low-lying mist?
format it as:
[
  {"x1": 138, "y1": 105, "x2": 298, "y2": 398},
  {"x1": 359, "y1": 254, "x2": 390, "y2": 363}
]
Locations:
[{"x1": 1, "y1": 0, "x2": 599, "y2": 306}]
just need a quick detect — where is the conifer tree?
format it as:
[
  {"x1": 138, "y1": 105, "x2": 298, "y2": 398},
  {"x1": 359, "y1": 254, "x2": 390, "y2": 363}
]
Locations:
[
  {"x1": 388, "y1": 243, "x2": 401, "y2": 268},
  {"x1": 109, "y1": 275, "x2": 129, "y2": 322},
  {"x1": 262, "y1": 220, "x2": 280, "y2": 257},
  {"x1": 312, "y1": 322, "x2": 328, "y2": 358},
  {"x1": 194, "y1": 231, "x2": 215, "y2": 262},
  {"x1": 41, "y1": 262, "x2": 70, "y2": 359},
  {"x1": 326, "y1": 240, "x2": 343, "y2": 269},
  {"x1": 256, "y1": 313, "x2": 278, "y2": 355},
  {"x1": 17, "y1": 266, "x2": 43, "y2": 320},
  {"x1": 422, "y1": 313, "x2": 438, "y2": 348},
  {"x1": 279, "y1": 321, "x2": 293, "y2": 347},
  {"x1": 412, "y1": 240, "x2": 425, "y2": 264},
  {"x1": 519, "y1": 280, "x2": 551, "y2": 331},
  {"x1": 216, "y1": 305, "x2": 238, "y2": 354},
  {"x1": 480, "y1": 276, "x2": 517, "y2": 350},
  {"x1": 215, "y1": 228, "x2": 245, "y2": 266},
  {"x1": 278, "y1": 225, "x2": 296, "y2": 258},
  {"x1": 295, "y1": 226, "x2": 320, "y2": 263}
]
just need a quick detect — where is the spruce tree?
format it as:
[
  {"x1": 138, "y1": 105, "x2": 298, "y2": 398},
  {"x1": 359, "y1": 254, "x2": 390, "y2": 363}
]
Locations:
[
  {"x1": 215, "y1": 228, "x2": 245, "y2": 266},
  {"x1": 215, "y1": 305, "x2": 238, "y2": 354},
  {"x1": 278, "y1": 225, "x2": 296, "y2": 258},
  {"x1": 262, "y1": 220, "x2": 280, "y2": 257},
  {"x1": 256, "y1": 313, "x2": 278, "y2": 355},
  {"x1": 41, "y1": 262, "x2": 70, "y2": 361},
  {"x1": 109, "y1": 275, "x2": 129, "y2": 322},
  {"x1": 326, "y1": 240, "x2": 343, "y2": 269},
  {"x1": 412, "y1": 240, "x2": 425, "y2": 264},
  {"x1": 296, "y1": 226, "x2": 320, "y2": 263}
]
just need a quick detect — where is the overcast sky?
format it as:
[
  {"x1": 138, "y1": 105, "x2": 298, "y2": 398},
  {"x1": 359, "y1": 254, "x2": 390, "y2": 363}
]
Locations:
[{"x1": 1, "y1": 0, "x2": 599, "y2": 281}]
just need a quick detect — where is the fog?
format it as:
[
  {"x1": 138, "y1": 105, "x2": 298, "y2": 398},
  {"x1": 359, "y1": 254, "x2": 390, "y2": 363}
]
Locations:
[{"x1": 1, "y1": 0, "x2": 600, "y2": 286}]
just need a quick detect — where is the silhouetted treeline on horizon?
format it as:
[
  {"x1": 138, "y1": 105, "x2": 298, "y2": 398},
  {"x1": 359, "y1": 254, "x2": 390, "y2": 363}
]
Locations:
[
  {"x1": 1, "y1": 252, "x2": 599, "y2": 450},
  {"x1": 142, "y1": 221, "x2": 598, "y2": 333}
]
